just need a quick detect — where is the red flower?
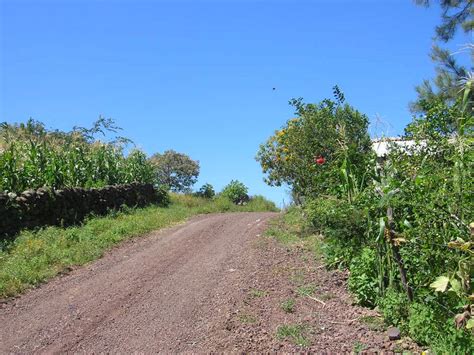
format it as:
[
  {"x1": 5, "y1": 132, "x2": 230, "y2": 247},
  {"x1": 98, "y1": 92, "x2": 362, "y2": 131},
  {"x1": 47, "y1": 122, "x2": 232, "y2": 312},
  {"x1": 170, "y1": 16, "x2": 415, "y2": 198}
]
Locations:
[{"x1": 314, "y1": 155, "x2": 325, "y2": 165}]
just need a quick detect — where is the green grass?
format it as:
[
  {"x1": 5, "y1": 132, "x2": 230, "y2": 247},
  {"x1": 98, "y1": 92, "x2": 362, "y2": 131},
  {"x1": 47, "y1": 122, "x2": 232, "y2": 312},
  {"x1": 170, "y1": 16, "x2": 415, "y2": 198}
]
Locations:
[
  {"x1": 359, "y1": 315, "x2": 385, "y2": 331},
  {"x1": 276, "y1": 324, "x2": 311, "y2": 347},
  {"x1": 239, "y1": 313, "x2": 257, "y2": 324},
  {"x1": 0, "y1": 193, "x2": 278, "y2": 298},
  {"x1": 318, "y1": 292, "x2": 335, "y2": 301},
  {"x1": 280, "y1": 298, "x2": 296, "y2": 313},
  {"x1": 296, "y1": 283, "x2": 317, "y2": 297},
  {"x1": 353, "y1": 341, "x2": 367, "y2": 354},
  {"x1": 289, "y1": 269, "x2": 306, "y2": 285},
  {"x1": 249, "y1": 288, "x2": 268, "y2": 298},
  {"x1": 265, "y1": 206, "x2": 322, "y2": 258}
]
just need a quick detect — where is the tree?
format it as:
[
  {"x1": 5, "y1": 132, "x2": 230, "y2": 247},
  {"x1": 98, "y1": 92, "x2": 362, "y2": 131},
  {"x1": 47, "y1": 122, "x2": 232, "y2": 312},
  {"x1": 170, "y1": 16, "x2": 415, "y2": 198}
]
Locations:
[
  {"x1": 415, "y1": 0, "x2": 473, "y2": 41},
  {"x1": 256, "y1": 88, "x2": 373, "y2": 201},
  {"x1": 149, "y1": 150, "x2": 199, "y2": 192},
  {"x1": 411, "y1": 0, "x2": 473, "y2": 112},
  {"x1": 195, "y1": 183, "x2": 215, "y2": 199},
  {"x1": 221, "y1": 180, "x2": 249, "y2": 204}
]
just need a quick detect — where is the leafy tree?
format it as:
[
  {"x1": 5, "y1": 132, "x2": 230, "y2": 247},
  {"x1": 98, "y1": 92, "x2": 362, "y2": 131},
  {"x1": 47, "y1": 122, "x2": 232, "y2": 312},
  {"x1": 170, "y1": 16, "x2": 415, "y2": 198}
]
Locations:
[
  {"x1": 415, "y1": 0, "x2": 473, "y2": 41},
  {"x1": 149, "y1": 150, "x2": 199, "y2": 192},
  {"x1": 195, "y1": 183, "x2": 215, "y2": 198},
  {"x1": 256, "y1": 88, "x2": 373, "y2": 201},
  {"x1": 411, "y1": 0, "x2": 473, "y2": 112},
  {"x1": 220, "y1": 180, "x2": 249, "y2": 204}
]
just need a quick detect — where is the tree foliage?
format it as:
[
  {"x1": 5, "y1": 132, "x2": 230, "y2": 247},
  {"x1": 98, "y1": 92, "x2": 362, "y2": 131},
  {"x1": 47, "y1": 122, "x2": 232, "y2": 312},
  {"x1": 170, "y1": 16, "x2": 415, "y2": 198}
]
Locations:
[
  {"x1": 415, "y1": 0, "x2": 473, "y2": 41},
  {"x1": 150, "y1": 150, "x2": 199, "y2": 193},
  {"x1": 220, "y1": 180, "x2": 249, "y2": 204},
  {"x1": 412, "y1": 0, "x2": 473, "y2": 112},
  {"x1": 258, "y1": 80, "x2": 473, "y2": 351},
  {"x1": 256, "y1": 87, "x2": 373, "y2": 201},
  {"x1": 195, "y1": 183, "x2": 215, "y2": 199}
]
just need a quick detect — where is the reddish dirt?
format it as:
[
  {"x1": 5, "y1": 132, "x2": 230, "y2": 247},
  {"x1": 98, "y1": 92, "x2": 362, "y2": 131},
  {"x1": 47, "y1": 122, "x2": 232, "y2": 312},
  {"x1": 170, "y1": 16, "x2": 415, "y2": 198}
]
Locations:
[{"x1": 0, "y1": 212, "x2": 418, "y2": 353}]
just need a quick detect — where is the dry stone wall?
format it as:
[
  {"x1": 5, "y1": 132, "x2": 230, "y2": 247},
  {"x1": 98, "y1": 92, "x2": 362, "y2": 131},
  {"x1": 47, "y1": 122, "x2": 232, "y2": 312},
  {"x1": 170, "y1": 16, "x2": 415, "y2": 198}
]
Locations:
[{"x1": 0, "y1": 183, "x2": 169, "y2": 240}]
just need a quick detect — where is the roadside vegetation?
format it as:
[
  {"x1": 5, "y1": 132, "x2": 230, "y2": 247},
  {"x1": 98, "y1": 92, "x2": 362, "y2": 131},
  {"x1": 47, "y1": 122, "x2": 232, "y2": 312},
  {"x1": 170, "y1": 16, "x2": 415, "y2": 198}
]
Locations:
[
  {"x1": 257, "y1": 3, "x2": 473, "y2": 351},
  {"x1": 0, "y1": 117, "x2": 155, "y2": 192},
  {"x1": 0, "y1": 192, "x2": 277, "y2": 299},
  {"x1": 0, "y1": 118, "x2": 277, "y2": 299},
  {"x1": 260, "y1": 88, "x2": 472, "y2": 352}
]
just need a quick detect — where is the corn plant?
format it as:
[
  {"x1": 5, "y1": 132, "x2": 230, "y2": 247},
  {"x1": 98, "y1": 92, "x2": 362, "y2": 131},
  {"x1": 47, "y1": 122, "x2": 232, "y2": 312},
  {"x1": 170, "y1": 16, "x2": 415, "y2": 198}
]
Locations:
[{"x1": 0, "y1": 119, "x2": 155, "y2": 193}]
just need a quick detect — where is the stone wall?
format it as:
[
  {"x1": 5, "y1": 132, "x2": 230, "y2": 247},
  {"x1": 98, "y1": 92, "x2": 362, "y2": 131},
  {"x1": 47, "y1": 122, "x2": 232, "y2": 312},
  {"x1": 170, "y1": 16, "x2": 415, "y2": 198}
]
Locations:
[{"x1": 0, "y1": 183, "x2": 169, "y2": 240}]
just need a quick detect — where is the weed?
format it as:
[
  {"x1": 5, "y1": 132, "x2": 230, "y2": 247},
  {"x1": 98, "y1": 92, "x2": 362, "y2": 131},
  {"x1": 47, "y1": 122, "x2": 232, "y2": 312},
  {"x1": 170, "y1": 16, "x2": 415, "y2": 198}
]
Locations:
[
  {"x1": 239, "y1": 313, "x2": 257, "y2": 324},
  {"x1": 281, "y1": 298, "x2": 296, "y2": 313},
  {"x1": 265, "y1": 208, "x2": 322, "y2": 260},
  {"x1": 296, "y1": 283, "x2": 317, "y2": 297},
  {"x1": 352, "y1": 341, "x2": 367, "y2": 354},
  {"x1": 290, "y1": 269, "x2": 306, "y2": 285},
  {"x1": 249, "y1": 288, "x2": 268, "y2": 298},
  {"x1": 318, "y1": 292, "x2": 335, "y2": 301},
  {"x1": 359, "y1": 315, "x2": 385, "y2": 331},
  {"x1": 276, "y1": 324, "x2": 311, "y2": 347},
  {"x1": 392, "y1": 343, "x2": 404, "y2": 353}
]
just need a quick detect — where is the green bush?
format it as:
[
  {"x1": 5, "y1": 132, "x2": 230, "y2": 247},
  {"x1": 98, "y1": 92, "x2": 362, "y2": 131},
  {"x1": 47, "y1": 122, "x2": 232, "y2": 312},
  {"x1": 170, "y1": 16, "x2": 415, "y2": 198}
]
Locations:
[
  {"x1": 407, "y1": 302, "x2": 439, "y2": 345},
  {"x1": 305, "y1": 197, "x2": 367, "y2": 267},
  {"x1": 256, "y1": 89, "x2": 373, "y2": 200},
  {"x1": 407, "y1": 302, "x2": 474, "y2": 353},
  {"x1": 220, "y1": 180, "x2": 249, "y2": 204},
  {"x1": 348, "y1": 248, "x2": 379, "y2": 307},
  {"x1": 257, "y1": 77, "x2": 473, "y2": 352},
  {"x1": 194, "y1": 183, "x2": 215, "y2": 199},
  {"x1": 377, "y1": 289, "x2": 409, "y2": 329},
  {"x1": 155, "y1": 186, "x2": 171, "y2": 207}
]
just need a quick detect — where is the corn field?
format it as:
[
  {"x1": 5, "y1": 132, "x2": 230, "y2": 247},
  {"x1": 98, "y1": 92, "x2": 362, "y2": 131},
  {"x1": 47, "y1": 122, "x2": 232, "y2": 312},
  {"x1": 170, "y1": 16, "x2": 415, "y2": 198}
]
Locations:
[{"x1": 0, "y1": 119, "x2": 155, "y2": 193}]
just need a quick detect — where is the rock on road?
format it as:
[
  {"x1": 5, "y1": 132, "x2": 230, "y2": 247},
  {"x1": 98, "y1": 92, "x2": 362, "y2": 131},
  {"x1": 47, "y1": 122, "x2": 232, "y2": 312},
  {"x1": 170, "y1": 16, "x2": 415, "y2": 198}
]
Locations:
[{"x1": 0, "y1": 212, "x2": 277, "y2": 353}]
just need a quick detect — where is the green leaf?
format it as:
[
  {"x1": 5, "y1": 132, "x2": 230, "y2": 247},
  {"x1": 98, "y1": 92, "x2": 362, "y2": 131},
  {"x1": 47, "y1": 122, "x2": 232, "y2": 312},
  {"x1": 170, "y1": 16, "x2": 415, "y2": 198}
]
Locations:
[
  {"x1": 430, "y1": 276, "x2": 450, "y2": 292},
  {"x1": 466, "y1": 319, "x2": 474, "y2": 330},
  {"x1": 376, "y1": 217, "x2": 385, "y2": 242},
  {"x1": 403, "y1": 219, "x2": 413, "y2": 228},
  {"x1": 449, "y1": 278, "x2": 462, "y2": 296}
]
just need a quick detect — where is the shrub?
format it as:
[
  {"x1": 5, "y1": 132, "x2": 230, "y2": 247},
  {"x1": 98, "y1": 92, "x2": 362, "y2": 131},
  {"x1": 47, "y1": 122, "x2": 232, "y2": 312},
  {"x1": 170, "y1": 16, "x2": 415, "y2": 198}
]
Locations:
[
  {"x1": 348, "y1": 248, "x2": 379, "y2": 307},
  {"x1": 220, "y1": 180, "x2": 249, "y2": 204},
  {"x1": 377, "y1": 289, "x2": 410, "y2": 330},
  {"x1": 305, "y1": 197, "x2": 367, "y2": 267},
  {"x1": 154, "y1": 186, "x2": 171, "y2": 207},
  {"x1": 194, "y1": 183, "x2": 215, "y2": 199},
  {"x1": 405, "y1": 302, "x2": 474, "y2": 353},
  {"x1": 257, "y1": 80, "x2": 473, "y2": 352},
  {"x1": 213, "y1": 195, "x2": 234, "y2": 211}
]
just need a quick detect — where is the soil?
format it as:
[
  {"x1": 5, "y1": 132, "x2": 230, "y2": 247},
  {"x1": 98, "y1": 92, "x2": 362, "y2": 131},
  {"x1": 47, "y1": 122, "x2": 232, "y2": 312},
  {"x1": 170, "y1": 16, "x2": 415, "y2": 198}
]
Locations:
[{"x1": 0, "y1": 212, "x2": 419, "y2": 353}]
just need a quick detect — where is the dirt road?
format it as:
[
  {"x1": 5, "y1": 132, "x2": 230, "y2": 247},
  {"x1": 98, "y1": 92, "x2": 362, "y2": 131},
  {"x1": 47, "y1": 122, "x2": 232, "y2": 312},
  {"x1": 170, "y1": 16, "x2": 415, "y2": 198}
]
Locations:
[
  {"x1": 1, "y1": 212, "x2": 418, "y2": 353},
  {"x1": 0, "y1": 212, "x2": 276, "y2": 353}
]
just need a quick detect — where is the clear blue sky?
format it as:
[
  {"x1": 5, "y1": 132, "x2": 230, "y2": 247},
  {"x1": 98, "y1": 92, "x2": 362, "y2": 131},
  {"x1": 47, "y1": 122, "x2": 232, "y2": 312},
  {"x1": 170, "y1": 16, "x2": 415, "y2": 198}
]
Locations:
[{"x1": 0, "y1": 0, "x2": 468, "y2": 205}]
